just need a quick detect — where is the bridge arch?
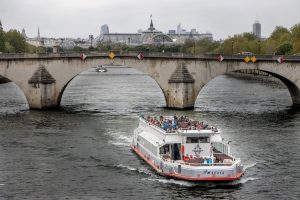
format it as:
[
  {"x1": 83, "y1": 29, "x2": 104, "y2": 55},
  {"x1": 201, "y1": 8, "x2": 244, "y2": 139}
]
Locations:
[
  {"x1": 57, "y1": 66, "x2": 166, "y2": 106},
  {"x1": 0, "y1": 75, "x2": 29, "y2": 111},
  {"x1": 260, "y1": 70, "x2": 300, "y2": 105},
  {"x1": 191, "y1": 61, "x2": 300, "y2": 108}
]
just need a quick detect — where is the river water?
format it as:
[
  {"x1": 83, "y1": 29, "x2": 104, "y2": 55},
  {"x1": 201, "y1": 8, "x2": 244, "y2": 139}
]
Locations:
[{"x1": 0, "y1": 67, "x2": 299, "y2": 200}]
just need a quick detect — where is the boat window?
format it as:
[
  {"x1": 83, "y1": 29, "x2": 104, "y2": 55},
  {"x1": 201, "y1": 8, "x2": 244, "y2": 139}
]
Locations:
[
  {"x1": 186, "y1": 137, "x2": 210, "y2": 143},
  {"x1": 160, "y1": 144, "x2": 170, "y2": 154}
]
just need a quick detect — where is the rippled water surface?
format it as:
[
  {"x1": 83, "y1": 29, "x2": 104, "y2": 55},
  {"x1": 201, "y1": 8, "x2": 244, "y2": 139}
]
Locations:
[{"x1": 0, "y1": 68, "x2": 299, "y2": 200}]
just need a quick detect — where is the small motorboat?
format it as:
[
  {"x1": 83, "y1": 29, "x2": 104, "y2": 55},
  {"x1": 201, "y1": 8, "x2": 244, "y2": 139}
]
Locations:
[{"x1": 96, "y1": 65, "x2": 107, "y2": 72}]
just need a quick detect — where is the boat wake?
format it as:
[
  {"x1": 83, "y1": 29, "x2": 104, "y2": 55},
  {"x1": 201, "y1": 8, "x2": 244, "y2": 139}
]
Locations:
[
  {"x1": 106, "y1": 130, "x2": 132, "y2": 148},
  {"x1": 143, "y1": 178, "x2": 195, "y2": 187},
  {"x1": 108, "y1": 141, "x2": 129, "y2": 147},
  {"x1": 116, "y1": 164, "x2": 153, "y2": 176},
  {"x1": 237, "y1": 177, "x2": 260, "y2": 184},
  {"x1": 244, "y1": 162, "x2": 257, "y2": 170},
  {"x1": 142, "y1": 176, "x2": 260, "y2": 188}
]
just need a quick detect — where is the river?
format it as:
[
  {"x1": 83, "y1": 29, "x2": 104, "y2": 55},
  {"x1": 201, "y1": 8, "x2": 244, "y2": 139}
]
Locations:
[{"x1": 0, "y1": 67, "x2": 299, "y2": 199}]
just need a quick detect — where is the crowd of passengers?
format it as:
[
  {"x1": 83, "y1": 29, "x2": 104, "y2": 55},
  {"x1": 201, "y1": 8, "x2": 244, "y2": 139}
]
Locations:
[{"x1": 143, "y1": 115, "x2": 218, "y2": 132}]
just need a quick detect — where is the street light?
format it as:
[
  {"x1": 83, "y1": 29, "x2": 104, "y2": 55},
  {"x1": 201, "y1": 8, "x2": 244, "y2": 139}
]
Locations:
[
  {"x1": 256, "y1": 41, "x2": 260, "y2": 54},
  {"x1": 89, "y1": 35, "x2": 93, "y2": 49},
  {"x1": 231, "y1": 41, "x2": 234, "y2": 55},
  {"x1": 193, "y1": 38, "x2": 196, "y2": 56},
  {"x1": 162, "y1": 36, "x2": 165, "y2": 53}
]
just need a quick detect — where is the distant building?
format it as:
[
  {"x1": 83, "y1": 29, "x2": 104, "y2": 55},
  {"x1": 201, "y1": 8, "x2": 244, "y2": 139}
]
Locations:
[
  {"x1": 21, "y1": 28, "x2": 27, "y2": 38},
  {"x1": 100, "y1": 24, "x2": 109, "y2": 35},
  {"x1": 253, "y1": 20, "x2": 261, "y2": 38},
  {"x1": 97, "y1": 19, "x2": 213, "y2": 45},
  {"x1": 60, "y1": 39, "x2": 76, "y2": 49},
  {"x1": 190, "y1": 28, "x2": 198, "y2": 34},
  {"x1": 37, "y1": 26, "x2": 40, "y2": 40},
  {"x1": 177, "y1": 23, "x2": 182, "y2": 34}
]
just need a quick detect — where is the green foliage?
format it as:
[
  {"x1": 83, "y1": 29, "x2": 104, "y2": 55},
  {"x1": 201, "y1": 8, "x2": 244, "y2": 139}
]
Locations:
[
  {"x1": 215, "y1": 33, "x2": 261, "y2": 54},
  {"x1": 5, "y1": 41, "x2": 15, "y2": 53},
  {"x1": 270, "y1": 26, "x2": 291, "y2": 41},
  {"x1": 5, "y1": 29, "x2": 27, "y2": 53},
  {"x1": 181, "y1": 39, "x2": 220, "y2": 54},
  {"x1": 275, "y1": 42, "x2": 293, "y2": 55},
  {"x1": 0, "y1": 31, "x2": 5, "y2": 52},
  {"x1": 290, "y1": 23, "x2": 300, "y2": 53},
  {"x1": 25, "y1": 43, "x2": 38, "y2": 53}
]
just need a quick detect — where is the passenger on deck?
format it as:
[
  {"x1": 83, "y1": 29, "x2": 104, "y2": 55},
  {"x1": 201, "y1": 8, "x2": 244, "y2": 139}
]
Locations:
[{"x1": 183, "y1": 154, "x2": 190, "y2": 161}]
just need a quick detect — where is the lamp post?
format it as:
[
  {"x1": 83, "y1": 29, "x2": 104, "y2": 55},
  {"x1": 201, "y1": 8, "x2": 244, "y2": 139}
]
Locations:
[
  {"x1": 193, "y1": 38, "x2": 196, "y2": 56},
  {"x1": 89, "y1": 35, "x2": 93, "y2": 49},
  {"x1": 162, "y1": 36, "x2": 165, "y2": 53},
  {"x1": 256, "y1": 41, "x2": 260, "y2": 55},
  {"x1": 231, "y1": 41, "x2": 234, "y2": 55}
]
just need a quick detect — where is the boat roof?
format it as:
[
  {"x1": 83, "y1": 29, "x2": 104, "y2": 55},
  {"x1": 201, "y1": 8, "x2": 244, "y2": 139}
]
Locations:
[
  {"x1": 178, "y1": 129, "x2": 213, "y2": 136},
  {"x1": 139, "y1": 131, "x2": 161, "y2": 146}
]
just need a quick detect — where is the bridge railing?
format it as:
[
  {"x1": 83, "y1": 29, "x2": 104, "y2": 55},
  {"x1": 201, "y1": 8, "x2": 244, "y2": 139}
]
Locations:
[{"x1": 1, "y1": 51, "x2": 300, "y2": 62}]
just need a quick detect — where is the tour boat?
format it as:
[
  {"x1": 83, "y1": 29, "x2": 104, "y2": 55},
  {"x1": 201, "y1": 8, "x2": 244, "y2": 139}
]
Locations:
[{"x1": 131, "y1": 115, "x2": 245, "y2": 181}]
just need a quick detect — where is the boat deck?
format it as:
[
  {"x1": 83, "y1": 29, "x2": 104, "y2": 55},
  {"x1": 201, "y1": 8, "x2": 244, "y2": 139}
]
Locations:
[
  {"x1": 143, "y1": 115, "x2": 218, "y2": 133},
  {"x1": 161, "y1": 151, "x2": 234, "y2": 167}
]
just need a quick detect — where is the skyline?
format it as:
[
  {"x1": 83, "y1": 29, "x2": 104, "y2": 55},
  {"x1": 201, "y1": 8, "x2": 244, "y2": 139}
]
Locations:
[{"x1": 1, "y1": 0, "x2": 300, "y2": 40}]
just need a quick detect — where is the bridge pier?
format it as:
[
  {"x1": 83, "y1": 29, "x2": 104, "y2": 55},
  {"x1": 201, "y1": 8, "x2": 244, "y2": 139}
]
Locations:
[
  {"x1": 167, "y1": 63, "x2": 196, "y2": 109},
  {"x1": 26, "y1": 65, "x2": 58, "y2": 109}
]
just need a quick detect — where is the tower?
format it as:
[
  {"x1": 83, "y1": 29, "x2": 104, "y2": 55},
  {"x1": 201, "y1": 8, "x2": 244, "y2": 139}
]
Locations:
[
  {"x1": 22, "y1": 28, "x2": 26, "y2": 38},
  {"x1": 147, "y1": 15, "x2": 156, "y2": 32},
  {"x1": 100, "y1": 24, "x2": 109, "y2": 35},
  {"x1": 37, "y1": 26, "x2": 40, "y2": 40},
  {"x1": 177, "y1": 23, "x2": 182, "y2": 35},
  {"x1": 253, "y1": 20, "x2": 261, "y2": 38}
]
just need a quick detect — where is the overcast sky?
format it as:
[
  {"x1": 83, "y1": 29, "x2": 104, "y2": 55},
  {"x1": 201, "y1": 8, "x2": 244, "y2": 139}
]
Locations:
[{"x1": 0, "y1": 0, "x2": 299, "y2": 40}]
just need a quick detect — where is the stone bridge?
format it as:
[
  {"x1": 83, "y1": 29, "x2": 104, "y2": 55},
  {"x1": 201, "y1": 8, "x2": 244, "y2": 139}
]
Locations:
[{"x1": 0, "y1": 52, "x2": 300, "y2": 110}]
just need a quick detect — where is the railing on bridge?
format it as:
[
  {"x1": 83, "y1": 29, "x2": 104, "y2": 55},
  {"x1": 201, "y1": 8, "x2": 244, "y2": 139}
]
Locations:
[{"x1": 1, "y1": 52, "x2": 300, "y2": 62}]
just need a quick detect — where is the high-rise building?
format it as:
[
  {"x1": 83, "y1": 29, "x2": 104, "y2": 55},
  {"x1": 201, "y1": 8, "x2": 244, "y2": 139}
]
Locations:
[
  {"x1": 177, "y1": 23, "x2": 182, "y2": 34},
  {"x1": 253, "y1": 20, "x2": 261, "y2": 38},
  {"x1": 100, "y1": 24, "x2": 109, "y2": 35},
  {"x1": 37, "y1": 26, "x2": 40, "y2": 40}
]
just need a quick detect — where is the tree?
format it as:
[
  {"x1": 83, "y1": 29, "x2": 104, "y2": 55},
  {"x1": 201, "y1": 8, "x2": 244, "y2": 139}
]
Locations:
[
  {"x1": 270, "y1": 26, "x2": 291, "y2": 41},
  {"x1": 5, "y1": 29, "x2": 27, "y2": 53},
  {"x1": 275, "y1": 42, "x2": 293, "y2": 55},
  {"x1": 290, "y1": 23, "x2": 300, "y2": 53},
  {"x1": 0, "y1": 31, "x2": 5, "y2": 52}
]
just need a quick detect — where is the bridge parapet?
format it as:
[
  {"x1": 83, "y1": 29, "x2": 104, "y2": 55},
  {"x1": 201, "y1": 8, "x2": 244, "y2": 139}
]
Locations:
[{"x1": 1, "y1": 52, "x2": 300, "y2": 62}]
